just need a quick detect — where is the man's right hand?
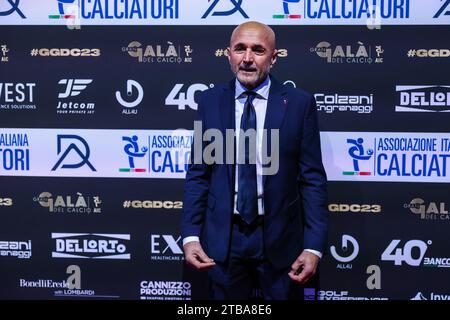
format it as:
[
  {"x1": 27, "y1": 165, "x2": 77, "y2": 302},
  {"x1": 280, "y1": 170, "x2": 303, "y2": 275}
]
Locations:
[{"x1": 183, "y1": 241, "x2": 216, "y2": 271}]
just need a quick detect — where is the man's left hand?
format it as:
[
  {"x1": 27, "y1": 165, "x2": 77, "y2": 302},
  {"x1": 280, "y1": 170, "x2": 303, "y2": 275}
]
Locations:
[{"x1": 288, "y1": 250, "x2": 320, "y2": 284}]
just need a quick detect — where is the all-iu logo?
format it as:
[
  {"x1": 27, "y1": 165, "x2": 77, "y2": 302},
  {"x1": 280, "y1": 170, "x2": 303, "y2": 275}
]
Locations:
[
  {"x1": 52, "y1": 233, "x2": 130, "y2": 259},
  {"x1": 202, "y1": 0, "x2": 249, "y2": 18},
  {"x1": 273, "y1": 0, "x2": 302, "y2": 19},
  {"x1": 434, "y1": 0, "x2": 450, "y2": 18},
  {"x1": 395, "y1": 86, "x2": 450, "y2": 112},
  {"x1": 51, "y1": 135, "x2": 96, "y2": 171},
  {"x1": 116, "y1": 80, "x2": 144, "y2": 114},
  {"x1": 120, "y1": 135, "x2": 147, "y2": 172},
  {"x1": 150, "y1": 235, "x2": 183, "y2": 261},
  {"x1": 330, "y1": 234, "x2": 359, "y2": 269},
  {"x1": 57, "y1": 79, "x2": 95, "y2": 115},
  {"x1": 310, "y1": 41, "x2": 383, "y2": 64},
  {"x1": 343, "y1": 138, "x2": 373, "y2": 176},
  {"x1": 49, "y1": 0, "x2": 78, "y2": 19},
  {"x1": 0, "y1": 0, "x2": 25, "y2": 18}
]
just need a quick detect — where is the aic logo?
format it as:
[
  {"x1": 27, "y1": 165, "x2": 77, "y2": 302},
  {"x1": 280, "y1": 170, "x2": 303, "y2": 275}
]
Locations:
[
  {"x1": 122, "y1": 41, "x2": 192, "y2": 64},
  {"x1": 330, "y1": 235, "x2": 359, "y2": 268},
  {"x1": 395, "y1": 86, "x2": 450, "y2": 112},
  {"x1": 34, "y1": 192, "x2": 102, "y2": 214},
  {"x1": 52, "y1": 233, "x2": 130, "y2": 259},
  {"x1": 0, "y1": 82, "x2": 36, "y2": 110},
  {"x1": 404, "y1": 198, "x2": 449, "y2": 220},
  {"x1": 57, "y1": 79, "x2": 95, "y2": 115},
  {"x1": 0, "y1": 0, "x2": 25, "y2": 18},
  {"x1": 343, "y1": 138, "x2": 373, "y2": 176},
  {"x1": 0, "y1": 133, "x2": 30, "y2": 172},
  {"x1": 51, "y1": 135, "x2": 96, "y2": 171},
  {"x1": 315, "y1": 93, "x2": 373, "y2": 114},
  {"x1": 1, "y1": 45, "x2": 9, "y2": 62},
  {"x1": 0, "y1": 240, "x2": 31, "y2": 259},
  {"x1": 273, "y1": 0, "x2": 302, "y2": 19},
  {"x1": 150, "y1": 235, "x2": 183, "y2": 261},
  {"x1": 116, "y1": 80, "x2": 144, "y2": 114},
  {"x1": 165, "y1": 83, "x2": 212, "y2": 110},
  {"x1": 202, "y1": 0, "x2": 249, "y2": 19},
  {"x1": 311, "y1": 41, "x2": 383, "y2": 64},
  {"x1": 434, "y1": 0, "x2": 450, "y2": 18},
  {"x1": 120, "y1": 135, "x2": 147, "y2": 172}
]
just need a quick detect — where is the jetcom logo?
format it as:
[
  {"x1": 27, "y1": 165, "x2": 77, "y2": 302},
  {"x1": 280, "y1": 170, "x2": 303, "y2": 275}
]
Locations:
[
  {"x1": 274, "y1": 0, "x2": 410, "y2": 20},
  {"x1": 49, "y1": 0, "x2": 179, "y2": 20},
  {"x1": 52, "y1": 233, "x2": 130, "y2": 259},
  {"x1": 119, "y1": 131, "x2": 192, "y2": 179},
  {"x1": 320, "y1": 132, "x2": 450, "y2": 182},
  {"x1": 395, "y1": 85, "x2": 450, "y2": 112}
]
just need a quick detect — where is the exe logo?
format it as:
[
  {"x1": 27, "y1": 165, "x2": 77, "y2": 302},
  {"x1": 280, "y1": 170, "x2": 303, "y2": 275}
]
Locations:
[
  {"x1": 434, "y1": 0, "x2": 450, "y2": 18},
  {"x1": 51, "y1": 135, "x2": 96, "y2": 171},
  {"x1": 202, "y1": 0, "x2": 249, "y2": 19},
  {"x1": 0, "y1": 0, "x2": 26, "y2": 18}
]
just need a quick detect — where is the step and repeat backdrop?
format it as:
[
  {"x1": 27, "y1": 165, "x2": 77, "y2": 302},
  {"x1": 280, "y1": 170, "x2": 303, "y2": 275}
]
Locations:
[{"x1": 1, "y1": 0, "x2": 449, "y2": 300}]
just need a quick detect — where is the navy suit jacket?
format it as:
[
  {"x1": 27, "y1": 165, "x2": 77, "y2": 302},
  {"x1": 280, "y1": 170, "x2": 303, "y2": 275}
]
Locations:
[{"x1": 181, "y1": 76, "x2": 328, "y2": 270}]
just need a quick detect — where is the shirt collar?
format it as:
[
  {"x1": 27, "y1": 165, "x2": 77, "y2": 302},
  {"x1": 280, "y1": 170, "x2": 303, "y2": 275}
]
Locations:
[{"x1": 235, "y1": 76, "x2": 271, "y2": 100}]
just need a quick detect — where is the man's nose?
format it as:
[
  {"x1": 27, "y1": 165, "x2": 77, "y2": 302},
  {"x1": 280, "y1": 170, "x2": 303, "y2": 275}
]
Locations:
[{"x1": 243, "y1": 49, "x2": 254, "y2": 63}]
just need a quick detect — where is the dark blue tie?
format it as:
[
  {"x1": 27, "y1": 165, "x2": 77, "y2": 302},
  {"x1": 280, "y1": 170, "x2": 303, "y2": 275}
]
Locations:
[{"x1": 237, "y1": 91, "x2": 258, "y2": 225}]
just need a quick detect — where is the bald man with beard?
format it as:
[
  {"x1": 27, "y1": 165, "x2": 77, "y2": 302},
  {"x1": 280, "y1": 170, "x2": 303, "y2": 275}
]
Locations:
[{"x1": 181, "y1": 21, "x2": 329, "y2": 300}]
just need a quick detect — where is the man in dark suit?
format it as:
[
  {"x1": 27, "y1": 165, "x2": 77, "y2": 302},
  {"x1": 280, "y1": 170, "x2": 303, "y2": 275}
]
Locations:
[{"x1": 181, "y1": 21, "x2": 328, "y2": 300}]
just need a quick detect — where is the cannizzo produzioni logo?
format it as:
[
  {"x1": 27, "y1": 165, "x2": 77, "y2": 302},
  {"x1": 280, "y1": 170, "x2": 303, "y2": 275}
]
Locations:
[
  {"x1": 34, "y1": 192, "x2": 102, "y2": 214},
  {"x1": 0, "y1": 82, "x2": 36, "y2": 110},
  {"x1": 150, "y1": 234, "x2": 183, "y2": 261},
  {"x1": 52, "y1": 233, "x2": 130, "y2": 259},
  {"x1": 404, "y1": 198, "x2": 449, "y2": 221},
  {"x1": 315, "y1": 93, "x2": 373, "y2": 114},
  {"x1": 123, "y1": 200, "x2": 182, "y2": 209},
  {"x1": 122, "y1": 41, "x2": 192, "y2": 63},
  {"x1": 0, "y1": 133, "x2": 30, "y2": 172},
  {"x1": 0, "y1": 240, "x2": 32, "y2": 259},
  {"x1": 30, "y1": 48, "x2": 100, "y2": 57},
  {"x1": 140, "y1": 281, "x2": 191, "y2": 300},
  {"x1": 381, "y1": 239, "x2": 450, "y2": 268},
  {"x1": 395, "y1": 86, "x2": 450, "y2": 112},
  {"x1": 310, "y1": 41, "x2": 383, "y2": 64},
  {"x1": 320, "y1": 132, "x2": 450, "y2": 183},
  {"x1": 57, "y1": 79, "x2": 95, "y2": 115}
]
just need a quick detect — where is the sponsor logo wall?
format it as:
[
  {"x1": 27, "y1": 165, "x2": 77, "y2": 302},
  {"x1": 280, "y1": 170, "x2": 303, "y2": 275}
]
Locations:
[{"x1": 0, "y1": 7, "x2": 449, "y2": 300}]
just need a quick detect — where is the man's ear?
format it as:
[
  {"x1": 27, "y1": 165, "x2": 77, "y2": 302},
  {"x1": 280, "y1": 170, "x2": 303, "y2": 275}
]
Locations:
[
  {"x1": 226, "y1": 47, "x2": 231, "y2": 62},
  {"x1": 271, "y1": 49, "x2": 278, "y2": 67}
]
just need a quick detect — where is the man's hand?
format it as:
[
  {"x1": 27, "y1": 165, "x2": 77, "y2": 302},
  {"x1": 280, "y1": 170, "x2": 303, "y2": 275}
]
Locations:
[
  {"x1": 288, "y1": 250, "x2": 320, "y2": 284},
  {"x1": 183, "y1": 241, "x2": 216, "y2": 271}
]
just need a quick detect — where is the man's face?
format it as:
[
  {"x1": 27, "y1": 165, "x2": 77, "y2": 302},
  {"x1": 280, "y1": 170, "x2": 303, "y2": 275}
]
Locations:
[{"x1": 228, "y1": 26, "x2": 277, "y2": 90}]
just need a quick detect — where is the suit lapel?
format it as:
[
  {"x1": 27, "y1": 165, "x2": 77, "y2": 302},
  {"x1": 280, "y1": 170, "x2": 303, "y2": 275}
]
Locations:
[{"x1": 263, "y1": 77, "x2": 288, "y2": 187}]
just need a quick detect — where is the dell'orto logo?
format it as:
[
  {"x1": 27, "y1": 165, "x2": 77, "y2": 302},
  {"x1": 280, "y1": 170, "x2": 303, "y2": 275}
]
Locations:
[
  {"x1": 202, "y1": 0, "x2": 249, "y2": 18},
  {"x1": 0, "y1": 0, "x2": 25, "y2": 18},
  {"x1": 434, "y1": 0, "x2": 450, "y2": 18},
  {"x1": 52, "y1": 135, "x2": 96, "y2": 171},
  {"x1": 330, "y1": 235, "x2": 359, "y2": 266},
  {"x1": 116, "y1": 80, "x2": 144, "y2": 114},
  {"x1": 52, "y1": 233, "x2": 130, "y2": 259},
  {"x1": 273, "y1": 0, "x2": 302, "y2": 19},
  {"x1": 343, "y1": 138, "x2": 373, "y2": 176},
  {"x1": 395, "y1": 86, "x2": 450, "y2": 112},
  {"x1": 120, "y1": 135, "x2": 147, "y2": 172}
]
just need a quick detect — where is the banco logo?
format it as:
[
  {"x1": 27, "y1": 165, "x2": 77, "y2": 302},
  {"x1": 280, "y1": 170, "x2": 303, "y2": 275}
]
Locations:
[
  {"x1": 0, "y1": 0, "x2": 25, "y2": 18},
  {"x1": 165, "y1": 83, "x2": 213, "y2": 111},
  {"x1": 122, "y1": 41, "x2": 192, "y2": 64},
  {"x1": 120, "y1": 135, "x2": 147, "y2": 172},
  {"x1": 202, "y1": 0, "x2": 249, "y2": 19},
  {"x1": 0, "y1": 240, "x2": 31, "y2": 259},
  {"x1": 404, "y1": 198, "x2": 449, "y2": 221},
  {"x1": 273, "y1": 0, "x2": 302, "y2": 19},
  {"x1": 52, "y1": 233, "x2": 130, "y2": 259},
  {"x1": 34, "y1": 191, "x2": 102, "y2": 214},
  {"x1": 0, "y1": 133, "x2": 30, "y2": 172},
  {"x1": 395, "y1": 85, "x2": 450, "y2": 112},
  {"x1": 315, "y1": 93, "x2": 373, "y2": 114},
  {"x1": 434, "y1": 0, "x2": 450, "y2": 18},
  {"x1": 330, "y1": 234, "x2": 359, "y2": 266},
  {"x1": 0, "y1": 82, "x2": 36, "y2": 110},
  {"x1": 150, "y1": 234, "x2": 183, "y2": 261},
  {"x1": 57, "y1": 79, "x2": 95, "y2": 115},
  {"x1": 116, "y1": 80, "x2": 144, "y2": 114},
  {"x1": 343, "y1": 138, "x2": 373, "y2": 176},
  {"x1": 51, "y1": 134, "x2": 96, "y2": 171},
  {"x1": 310, "y1": 41, "x2": 383, "y2": 64}
]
